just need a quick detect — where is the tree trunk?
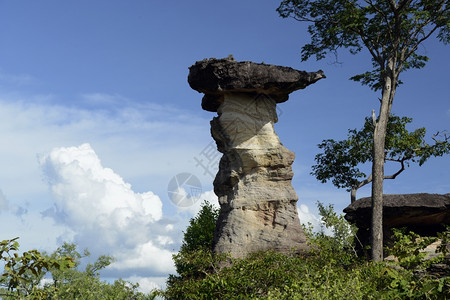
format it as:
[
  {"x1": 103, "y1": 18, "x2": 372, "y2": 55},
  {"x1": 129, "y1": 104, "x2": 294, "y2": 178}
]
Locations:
[
  {"x1": 371, "y1": 60, "x2": 396, "y2": 262},
  {"x1": 371, "y1": 120, "x2": 386, "y2": 262},
  {"x1": 351, "y1": 188, "x2": 357, "y2": 203}
]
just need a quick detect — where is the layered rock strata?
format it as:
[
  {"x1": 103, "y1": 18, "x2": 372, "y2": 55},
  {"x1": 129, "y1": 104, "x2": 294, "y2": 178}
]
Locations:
[{"x1": 188, "y1": 56, "x2": 325, "y2": 258}]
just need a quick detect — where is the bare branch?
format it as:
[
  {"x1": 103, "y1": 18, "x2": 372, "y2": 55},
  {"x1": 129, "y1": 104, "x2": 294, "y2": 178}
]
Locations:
[
  {"x1": 292, "y1": 16, "x2": 316, "y2": 23},
  {"x1": 355, "y1": 173, "x2": 373, "y2": 190},
  {"x1": 385, "y1": 157, "x2": 402, "y2": 162},
  {"x1": 384, "y1": 159, "x2": 406, "y2": 179},
  {"x1": 358, "y1": 31, "x2": 383, "y2": 64},
  {"x1": 432, "y1": 130, "x2": 450, "y2": 142}
]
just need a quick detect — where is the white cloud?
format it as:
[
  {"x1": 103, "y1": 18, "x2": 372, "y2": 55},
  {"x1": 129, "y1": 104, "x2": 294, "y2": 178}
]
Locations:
[
  {"x1": 174, "y1": 189, "x2": 219, "y2": 216},
  {"x1": 0, "y1": 92, "x2": 221, "y2": 283},
  {"x1": 0, "y1": 94, "x2": 210, "y2": 200},
  {"x1": 298, "y1": 204, "x2": 322, "y2": 232},
  {"x1": 39, "y1": 143, "x2": 174, "y2": 276},
  {"x1": 124, "y1": 275, "x2": 167, "y2": 293},
  {"x1": 111, "y1": 241, "x2": 175, "y2": 275},
  {"x1": 0, "y1": 190, "x2": 8, "y2": 212}
]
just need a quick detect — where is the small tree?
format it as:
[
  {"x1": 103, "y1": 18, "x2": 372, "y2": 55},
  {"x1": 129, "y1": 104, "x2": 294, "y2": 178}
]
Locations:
[
  {"x1": 170, "y1": 201, "x2": 220, "y2": 281},
  {"x1": 44, "y1": 243, "x2": 154, "y2": 299},
  {"x1": 180, "y1": 201, "x2": 219, "y2": 253},
  {"x1": 0, "y1": 237, "x2": 75, "y2": 299},
  {"x1": 311, "y1": 115, "x2": 450, "y2": 203},
  {"x1": 0, "y1": 239, "x2": 155, "y2": 299},
  {"x1": 278, "y1": 0, "x2": 449, "y2": 260}
]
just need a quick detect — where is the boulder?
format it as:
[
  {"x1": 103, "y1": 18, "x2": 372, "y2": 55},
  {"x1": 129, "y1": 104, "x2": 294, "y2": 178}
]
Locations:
[
  {"x1": 188, "y1": 56, "x2": 325, "y2": 258},
  {"x1": 344, "y1": 193, "x2": 450, "y2": 248}
]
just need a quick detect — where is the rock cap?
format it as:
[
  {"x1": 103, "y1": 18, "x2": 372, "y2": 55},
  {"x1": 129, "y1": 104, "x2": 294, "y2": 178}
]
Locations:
[
  {"x1": 344, "y1": 193, "x2": 450, "y2": 228},
  {"x1": 188, "y1": 55, "x2": 325, "y2": 112}
]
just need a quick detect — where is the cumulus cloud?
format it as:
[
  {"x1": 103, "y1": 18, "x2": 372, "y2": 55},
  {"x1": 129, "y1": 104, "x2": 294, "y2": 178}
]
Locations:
[{"x1": 39, "y1": 143, "x2": 175, "y2": 277}]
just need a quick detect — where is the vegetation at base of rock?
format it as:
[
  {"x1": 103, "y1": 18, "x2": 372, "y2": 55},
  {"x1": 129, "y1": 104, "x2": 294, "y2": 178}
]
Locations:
[
  {"x1": 180, "y1": 200, "x2": 219, "y2": 253},
  {"x1": 0, "y1": 239, "x2": 156, "y2": 299},
  {"x1": 161, "y1": 201, "x2": 450, "y2": 299}
]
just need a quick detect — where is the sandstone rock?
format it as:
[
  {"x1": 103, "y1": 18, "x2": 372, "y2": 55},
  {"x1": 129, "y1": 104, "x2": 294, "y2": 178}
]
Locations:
[
  {"x1": 188, "y1": 56, "x2": 325, "y2": 258},
  {"x1": 344, "y1": 193, "x2": 450, "y2": 249},
  {"x1": 188, "y1": 55, "x2": 325, "y2": 112}
]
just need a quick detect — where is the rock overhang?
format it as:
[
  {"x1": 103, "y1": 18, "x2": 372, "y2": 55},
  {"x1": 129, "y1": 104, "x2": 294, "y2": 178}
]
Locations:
[
  {"x1": 344, "y1": 193, "x2": 450, "y2": 228},
  {"x1": 188, "y1": 56, "x2": 326, "y2": 112}
]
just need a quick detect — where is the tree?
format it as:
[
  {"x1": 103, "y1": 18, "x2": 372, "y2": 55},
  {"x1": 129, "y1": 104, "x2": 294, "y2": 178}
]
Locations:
[
  {"x1": 277, "y1": 0, "x2": 449, "y2": 261},
  {"x1": 0, "y1": 237, "x2": 75, "y2": 299},
  {"x1": 180, "y1": 201, "x2": 219, "y2": 253},
  {"x1": 163, "y1": 202, "x2": 450, "y2": 299},
  {"x1": 44, "y1": 243, "x2": 155, "y2": 299},
  {"x1": 1, "y1": 239, "x2": 155, "y2": 299},
  {"x1": 311, "y1": 114, "x2": 450, "y2": 203},
  {"x1": 170, "y1": 200, "x2": 220, "y2": 280}
]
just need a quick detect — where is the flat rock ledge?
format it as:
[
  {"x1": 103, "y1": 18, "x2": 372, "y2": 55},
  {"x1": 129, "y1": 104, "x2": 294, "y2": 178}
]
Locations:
[
  {"x1": 188, "y1": 56, "x2": 325, "y2": 258},
  {"x1": 344, "y1": 193, "x2": 450, "y2": 228},
  {"x1": 344, "y1": 193, "x2": 450, "y2": 249},
  {"x1": 188, "y1": 55, "x2": 325, "y2": 112}
]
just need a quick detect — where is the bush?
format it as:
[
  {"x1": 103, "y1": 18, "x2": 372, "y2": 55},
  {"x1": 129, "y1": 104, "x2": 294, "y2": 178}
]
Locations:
[
  {"x1": 0, "y1": 239, "x2": 157, "y2": 299},
  {"x1": 162, "y1": 201, "x2": 450, "y2": 299}
]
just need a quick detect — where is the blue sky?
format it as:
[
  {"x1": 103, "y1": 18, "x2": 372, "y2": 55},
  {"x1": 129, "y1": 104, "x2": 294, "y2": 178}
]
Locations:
[{"x1": 0, "y1": 0, "x2": 449, "y2": 292}]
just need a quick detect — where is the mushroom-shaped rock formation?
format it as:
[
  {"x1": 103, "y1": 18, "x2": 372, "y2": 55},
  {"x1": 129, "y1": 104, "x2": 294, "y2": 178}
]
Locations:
[
  {"x1": 344, "y1": 193, "x2": 450, "y2": 249},
  {"x1": 189, "y1": 55, "x2": 325, "y2": 112},
  {"x1": 188, "y1": 56, "x2": 325, "y2": 258}
]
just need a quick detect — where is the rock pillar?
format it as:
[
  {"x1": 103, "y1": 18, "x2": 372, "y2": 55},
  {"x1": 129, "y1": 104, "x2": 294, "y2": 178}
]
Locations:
[{"x1": 188, "y1": 56, "x2": 325, "y2": 258}]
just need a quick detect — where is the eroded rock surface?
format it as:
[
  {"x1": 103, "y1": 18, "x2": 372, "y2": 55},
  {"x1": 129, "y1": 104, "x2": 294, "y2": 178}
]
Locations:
[
  {"x1": 188, "y1": 55, "x2": 325, "y2": 112},
  {"x1": 188, "y1": 56, "x2": 325, "y2": 258},
  {"x1": 344, "y1": 193, "x2": 450, "y2": 249}
]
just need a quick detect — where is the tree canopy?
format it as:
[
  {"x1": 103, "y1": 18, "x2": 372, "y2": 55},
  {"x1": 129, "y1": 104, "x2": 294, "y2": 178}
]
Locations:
[
  {"x1": 278, "y1": 0, "x2": 449, "y2": 90},
  {"x1": 311, "y1": 115, "x2": 450, "y2": 202},
  {"x1": 278, "y1": 0, "x2": 449, "y2": 261}
]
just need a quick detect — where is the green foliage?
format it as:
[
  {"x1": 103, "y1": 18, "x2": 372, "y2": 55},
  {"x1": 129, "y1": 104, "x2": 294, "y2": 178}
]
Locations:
[
  {"x1": 171, "y1": 200, "x2": 220, "y2": 280},
  {"x1": 162, "y1": 202, "x2": 450, "y2": 299},
  {"x1": 278, "y1": 0, "x2": 450, "y2": 261},
  {"x1": 44, "y1": 243, "x2": 154, "y2": 299},
  {"x1": 437, "y1": 226, "x2": 450, "y2": 257},
  {"x1": 180, "y1": 200, "x2": 219, "y2": 253},
  {"x1": 381, "y1": 228, "x2": 450, "y2": 298},
  {"x1": 165, "y1": 249, "x2": 389, "y2": 300},
  {"x1": 0, "y1": 239, "x2": 156, "y2": 299},
  {"x1": 387, "y1": 228, "x2": 445, "y2": 270},
  {"x1": 304, "y1": 201, "x2": 359, "y2": 262},
  {"x1": 311, "y1": 114, "x2": 450, "y2": 199},
  {"x1": 0, "y1": 237, "x2": 75, "y2": 299},
  {"x1": 277, "y1": 0, "x2": 449, "y2": 90}
]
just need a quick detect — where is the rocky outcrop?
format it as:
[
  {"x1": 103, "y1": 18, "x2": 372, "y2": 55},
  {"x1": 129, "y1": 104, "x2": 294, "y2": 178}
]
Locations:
[
  {"x1": 188, "y1": 56, "x2": 325, "y2": 258},
  {"x1": 188, "y1": 55, "x2": 325, "y2": 112},
  {"x1": 344, "y1": 193, "x2": 450, "y2": 248}
]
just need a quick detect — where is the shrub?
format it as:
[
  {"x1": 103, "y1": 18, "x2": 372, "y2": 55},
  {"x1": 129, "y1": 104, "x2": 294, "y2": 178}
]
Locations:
[{"x1": 162, "y1": 201, "x2": 450, "y2": 299}]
